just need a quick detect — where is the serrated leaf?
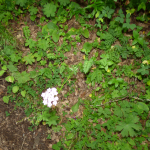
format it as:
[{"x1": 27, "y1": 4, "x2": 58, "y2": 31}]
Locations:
[
  {"x1": 12, "y1": 86, "x2": 19, "y2": 93},
  {"x1": 52, "y1": 30, "x2": 60, "y2": 42},
  {"x1": 14, "y1": 71, "x2": 30, "y2": 84},
  {"x1": 22, "y1": 53, "x2": 35, "y2": 65},
  {"x1": 116, "y1": 115, "x2": 142, "y2": 137},
  {"x1": 83, "y1": 59, "x2": 93, "y2": 74},
  {"x1": 81, "y1": 28, "x2": 89, "y2": 38},
  {"x1": 43, "y1": 3, "x2": 57, "y2": 18},
  {"x1": 16, "y1": 0, "x2": 27, "y2": 7},
  {"x1": 5, "y1": 76, "x2": 14, "y2": 83},
  {"x1": 58, "y1": 0, "x2": 70, "y2": 6}
]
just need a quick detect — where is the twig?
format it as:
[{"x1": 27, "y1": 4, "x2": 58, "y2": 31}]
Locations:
[
  {"x1": 20, "y1": 132, "x2": 30, "y2": 150},
  {"x1": 90, "y1": 96, "x2": 150, "y2": 107}
]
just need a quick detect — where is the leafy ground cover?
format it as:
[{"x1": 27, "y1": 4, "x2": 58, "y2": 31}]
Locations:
[{"x1": 0, "y1": 0, "x2": 150, "y2": 149}]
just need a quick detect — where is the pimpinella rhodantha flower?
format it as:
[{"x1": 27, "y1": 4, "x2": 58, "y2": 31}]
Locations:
[{"x1": 41, "y1": 87, "x2": 58, "y2": 108}]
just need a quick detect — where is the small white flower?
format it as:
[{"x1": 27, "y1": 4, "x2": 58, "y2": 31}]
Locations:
[{"x1": 41, "y1": 87, "x2": 59, "y2": 108}]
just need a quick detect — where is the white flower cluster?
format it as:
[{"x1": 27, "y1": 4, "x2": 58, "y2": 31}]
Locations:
[{"x1": 41, "y1": 88, "x2": 58, "y2": 108}]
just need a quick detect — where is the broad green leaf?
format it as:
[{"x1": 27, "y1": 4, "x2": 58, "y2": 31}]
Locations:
[
  {"x1": 147, "y1": 32, "x2": 150, "y2": 36},
  {"x1": 21, "y1": 90, "x2": 26, "y2": 97},
  {"x1": 138, "y1": 2, "x2": 146, "y2": 11},
  {"x1": 133, "y1": 30, "x2": 139, "y2": 39},
  {"x1": 71, "y1": 102, "x2": 79, "y2": 113},
  {"x1": 83, "y1": 59, "x2": 93, "y2": 74},
  {"x1": 137, "y1": 102, "x2": 149, "y2": 112},
  {"x1": 0, "y1": 70, "x2": 5, "y2": 76},
  {"x1": 81, "y1": 28, "x2": 89, "y2": 38},
  {"x1": 81, "y1": 42, "x2": 93, "y2": 55},
  {"x1": 147, "y1": 80, "x2": 150, "y2": 86},
  {"x1": 132, "y1": 39, "x2": 138, "y2": 45},
  {"x1": 5, "y1": 76, "x2": 14, "y2": 83},
  {"x1": 52, "y1": 30, "x2": 60, "y2": 42},
  {"x1": 12, "y1": 86, "x2": 19, "y2": 93},
  {"x1": 137, "y1": 37, "x2": 144, "y2": 46},
  {"x1": 2, "y1": 65, "x2": 7, "y2": 70},
  {"x1": 130, "y1": 24, "x2": 136, "y2": 30},
  {"x1": 47, "y1": 22, "x2": 59, "y2": 30},
  {"x1": 66, "y1": 133, "x2": 74, "y2": 140},
  {"x1": 146, "y1": 120, "x2": 150, "y2": 127},
  {"x1": 3, "y1": 96, "x2": 9, "y2": 104}
]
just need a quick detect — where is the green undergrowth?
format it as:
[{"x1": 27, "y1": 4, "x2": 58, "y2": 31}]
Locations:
[{"x1": 1, "y1": 0, "x2": 150, "y2": 149}]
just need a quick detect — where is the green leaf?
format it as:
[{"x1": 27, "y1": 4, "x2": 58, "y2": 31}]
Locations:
[
  {"x1": 28, "y1": 6, "x2": 38, "y2": 15},
  {"x1": 14, "y1": 71, "x2": 30, "y2": 84},
  {"x1": 66, "y1": 133, "x2": 74, "y2": 140},
  {"x1": 147, "y1": 80, "x2": 150, "y2": 86},
  {"x1": 71, "y1": 102, "x2": 79, "y2": 113},
  {"x1": 10, "y1": 54, "x2": 21, "y2": 63},
  {"x1": 116, "y1": 115, "x2": 142, "y2": 137},
  {"x1": 3, "y1": 96, "x2": 9, "y2": 104},
  {"x1": 133, "y1": 30, "x2": 139, "y2": 39},
  {"x1": 137, "y1": 37, "x2": 144, "y2": 46},
  {"x1": 83, "y1": 59, "x2": 93, "y2": 74},
  {"x1": 5, "y1": 111, "x2": 10, "y2": 117},
  {"x1": 7, "y1": 63, "x2": 18, "y2": 72},
  {"x1": 146, "y1": 120, "x2": 150, "y2": 127},
  {"x1": 58, "y1": 0, "x2": 70, "y2": 6},
  {"x1": 137, "y1": 102, "x2": 149, "y2": 113},
  {"x1": 5, "y1": 76, "x2": 14, "y2": 83},
  {"x1": 111, "y1": 90, "x2": 120, "y2": 98},
  {"x1": 81, "y1": 42, "x2": 93, "y2": 55},
  {"x1": 16, "y1": 0, "x2": 27, "y2": 7},
  {"x1": 37, "y1": 39, "x2": 49, "y2": 51},
  {"x1": 12, "y1": 86, "x2": 19, "y2": 93},
  {"x1": 21, "y1": 90, "x2": 26, "y2": 97},
  {"x1": 47, "y1": 134, "x2": 51, "y2": 139},
  {"x1": 43, "y1": 3, "x2": 57, "y2": 18},
  {"x1": 22, "y1": 53, "x2": 35, "y2": 65},
  {"x1": 25, "y1": 38, "x2": 36, "y2": 49},
  {"x1": 81, "y1": 28, "x2": 89, "y2": 38},
  {"x1": 47, "y1": 22, "x2": 59, "y2": 30},
  {"x1": 0, "y1": 70, "x2": 5, "y2": 76},
  {"x1": 130, "y1": 24, "x2": 136, "y2": 30},
  {"x1": 47, "y1": 53, "x2": 56, "y2": 60},
  {"x1": 138, "y1": 2, "x2": 146, "y2": 11},
  {"x1": 147, "y1": 32, "x2": 150, "y2": 36},
  {"x1": 52, "y1": 30, "x2": 60, "y2": 42}
]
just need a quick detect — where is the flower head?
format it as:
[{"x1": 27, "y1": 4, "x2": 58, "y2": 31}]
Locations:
[{"x1": 41, "y1": 87, "x2": 59, "y2": 108}]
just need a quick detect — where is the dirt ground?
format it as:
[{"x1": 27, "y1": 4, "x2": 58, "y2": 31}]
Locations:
[{"x1": 1, "y1": 2, "x2": 150, "y2": 150}]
